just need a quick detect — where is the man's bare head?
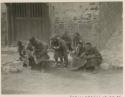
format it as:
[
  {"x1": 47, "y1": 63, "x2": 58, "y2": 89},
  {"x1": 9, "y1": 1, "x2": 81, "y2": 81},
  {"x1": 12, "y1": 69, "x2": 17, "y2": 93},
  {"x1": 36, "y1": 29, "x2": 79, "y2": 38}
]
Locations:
[
  {"x1": 29, "y1": 37, "x2": 36, "y2": 46},
  {"x1": 85, "y1": 42, "x2": 92, "y2": 50}
]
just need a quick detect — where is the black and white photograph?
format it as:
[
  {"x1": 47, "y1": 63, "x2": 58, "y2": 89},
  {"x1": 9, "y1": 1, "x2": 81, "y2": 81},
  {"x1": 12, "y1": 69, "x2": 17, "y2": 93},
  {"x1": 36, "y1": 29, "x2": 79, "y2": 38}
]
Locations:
[{"x1": 1, "y1": 2, "x2": 123, "y2": 94}]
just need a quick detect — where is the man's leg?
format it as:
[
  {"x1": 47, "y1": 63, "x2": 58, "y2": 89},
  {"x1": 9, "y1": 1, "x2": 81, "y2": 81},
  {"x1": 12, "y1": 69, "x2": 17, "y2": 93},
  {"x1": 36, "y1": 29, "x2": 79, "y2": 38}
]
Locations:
[
  {"x1": 29, "y1": 56, "x2": 36, "y2": 70},
  {"x1": 64, "y1": 54, "x2": 68, "y2": 67},
  {"x1": 68, "y1": 43, "x2": 73, "y2": 51},
  {"x1": 60, "y1": 57, "x2": 63, "y2": 64},
  {"x1": 54, "y1": 52, "x2": 58, "y2": 61},
  {"x1": 85, "y1": 59, "x2": 100, "y2": 72},
  {"x1": 54, "y1": 52, "x2": 59, "y2": 66}
]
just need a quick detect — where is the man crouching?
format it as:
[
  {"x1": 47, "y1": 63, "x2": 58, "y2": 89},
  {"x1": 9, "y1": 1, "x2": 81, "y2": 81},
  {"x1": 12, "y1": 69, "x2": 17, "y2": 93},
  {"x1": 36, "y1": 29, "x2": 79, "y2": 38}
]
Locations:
[
  {"x1": 81, "y1": 42, "x2": 103, "y2": 72},
  {"x1": 28, "y1": 37, "x2": 49, "y2": 72}
]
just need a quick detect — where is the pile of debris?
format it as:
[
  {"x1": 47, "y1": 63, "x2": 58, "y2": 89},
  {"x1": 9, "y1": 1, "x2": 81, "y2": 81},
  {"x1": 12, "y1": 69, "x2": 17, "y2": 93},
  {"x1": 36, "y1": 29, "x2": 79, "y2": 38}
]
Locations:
[
  {"x1": 1, "y1": 47, "x2": 24, "y2": 73},
  {"x1": 2, "y1": 60, "x2": 24, "y2": 73}
]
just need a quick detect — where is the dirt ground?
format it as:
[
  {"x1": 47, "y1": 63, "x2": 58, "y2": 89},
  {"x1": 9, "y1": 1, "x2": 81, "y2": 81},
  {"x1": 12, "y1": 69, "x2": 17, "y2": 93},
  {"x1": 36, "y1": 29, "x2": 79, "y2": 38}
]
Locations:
[
  {"x1": 2, "y1": 68, "x2": 123, "y2": 94},
  {"x1": 1, "y1": 47, "x2": 123, "y2": 94}
]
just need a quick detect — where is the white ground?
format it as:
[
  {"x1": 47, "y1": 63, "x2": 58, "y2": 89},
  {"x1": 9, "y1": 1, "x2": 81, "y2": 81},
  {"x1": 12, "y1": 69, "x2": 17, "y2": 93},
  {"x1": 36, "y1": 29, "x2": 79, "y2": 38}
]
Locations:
[{"x1": 1, "y1": 47, "x2": 123, "y2": 94}]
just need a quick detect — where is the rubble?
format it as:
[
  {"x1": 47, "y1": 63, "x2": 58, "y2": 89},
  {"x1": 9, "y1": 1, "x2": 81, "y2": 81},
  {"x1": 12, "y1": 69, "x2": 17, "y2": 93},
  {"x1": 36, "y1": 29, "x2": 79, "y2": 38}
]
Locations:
[
  {"x1": 2, "y1": 60, "x2": 24, "y2": 73},
  {"x1": 1, "y1": 47, "x2": 24, "y2": 73}
]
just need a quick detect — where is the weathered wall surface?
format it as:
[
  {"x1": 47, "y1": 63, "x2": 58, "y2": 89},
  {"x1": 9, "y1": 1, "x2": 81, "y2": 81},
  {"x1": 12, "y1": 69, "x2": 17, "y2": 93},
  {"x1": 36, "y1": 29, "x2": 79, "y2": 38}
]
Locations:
[
  {"x1": 49, "y1": 2, "x2": 122, "y2": 50},
  {"x1": 1, "y1": 4, "x2": 8, "y2": 46},
  {"x1": 99, "y1": 2, "x2": 123, "y2": 67},
  {"x1": 99, "y1": 2, "x2": 123, "y2": 49},
  {"x1": 49, "y1": 2, "x2": 100, "y2": 48},
  {"x1": 1, "y1": 2, "x2": 123, "y2": 51}
]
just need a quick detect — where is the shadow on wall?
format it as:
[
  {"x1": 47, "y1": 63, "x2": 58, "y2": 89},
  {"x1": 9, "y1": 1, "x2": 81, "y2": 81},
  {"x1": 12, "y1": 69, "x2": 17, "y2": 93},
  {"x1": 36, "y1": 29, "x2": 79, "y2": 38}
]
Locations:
[{"x1": 98, "y1": 2, "x2": 123, "y2": 50}]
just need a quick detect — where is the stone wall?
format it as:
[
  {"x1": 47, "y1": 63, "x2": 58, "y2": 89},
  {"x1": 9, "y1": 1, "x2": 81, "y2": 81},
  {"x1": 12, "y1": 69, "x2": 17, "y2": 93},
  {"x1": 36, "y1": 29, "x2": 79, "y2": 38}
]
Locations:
[
  {"x1": 49, "y1": 2, "x2": 102, "y2": 49},
  {"x1": 1, "y1": 2, "x2": 122, "y2": 50},
  {"x1": 49, "y1": 2, "x2": 122, "y2": 50}
]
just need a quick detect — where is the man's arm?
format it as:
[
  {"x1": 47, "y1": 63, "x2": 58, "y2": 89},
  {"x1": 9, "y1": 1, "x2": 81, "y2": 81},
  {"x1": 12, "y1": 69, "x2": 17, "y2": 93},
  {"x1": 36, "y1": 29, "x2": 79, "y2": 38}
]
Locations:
[
  {"x1": 85, "y1": 55, "x2": 96, "y2": 59},
  {"x1": 85, "y1": 48, "x2": 102, "y2": 59}
]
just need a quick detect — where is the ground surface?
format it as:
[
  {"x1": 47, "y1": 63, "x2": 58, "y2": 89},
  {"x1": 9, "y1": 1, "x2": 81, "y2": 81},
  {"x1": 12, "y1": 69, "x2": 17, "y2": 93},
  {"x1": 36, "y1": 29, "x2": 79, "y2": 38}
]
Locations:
[
  {"x1": 2, "y1": 68, "x2": 123, "y2": 94},
  {"x1": 1, "y1": 47, "x2": 123, "y2": 94}
]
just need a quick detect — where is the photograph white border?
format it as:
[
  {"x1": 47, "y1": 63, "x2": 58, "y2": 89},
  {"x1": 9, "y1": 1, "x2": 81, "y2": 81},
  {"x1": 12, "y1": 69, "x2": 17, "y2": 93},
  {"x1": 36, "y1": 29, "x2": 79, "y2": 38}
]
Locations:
[{"x1": 0, "y1": 0, "x2": 124, "y2": 97}]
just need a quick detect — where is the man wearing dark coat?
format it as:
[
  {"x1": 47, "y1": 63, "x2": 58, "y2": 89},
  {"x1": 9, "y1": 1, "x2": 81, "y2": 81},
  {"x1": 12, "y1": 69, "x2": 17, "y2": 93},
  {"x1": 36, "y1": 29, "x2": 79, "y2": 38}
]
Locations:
[
  {"x1": 61, "y1": 32, "x2": 72, "y2": 51},
  {"x1": 50, "y1": 36, "x2": 68, "y2": 67},
  {"x1": 71, "y1": 42, "x2": 102, "y2": 72},
  {"x1": 28, "y1": 37, "x2": 49, "y2": 71},
  {"x1": 72, "y1": 32, "x2": 81, "y2": 49},
  {"x1": 81, "y1": 42, "x2": 103, "y2": 71}
]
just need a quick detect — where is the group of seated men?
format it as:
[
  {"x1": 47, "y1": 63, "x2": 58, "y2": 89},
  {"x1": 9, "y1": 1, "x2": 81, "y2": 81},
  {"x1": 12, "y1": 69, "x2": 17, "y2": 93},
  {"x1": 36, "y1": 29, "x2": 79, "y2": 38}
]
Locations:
[{"x1": 17, "y1": 32, "x2": 103, "y2": 72}]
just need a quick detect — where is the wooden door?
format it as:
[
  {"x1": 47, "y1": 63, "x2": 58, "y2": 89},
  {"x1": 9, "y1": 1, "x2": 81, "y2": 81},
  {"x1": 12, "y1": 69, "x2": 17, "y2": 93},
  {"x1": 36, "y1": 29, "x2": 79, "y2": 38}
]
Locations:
[
  {"x1": 15, "y1": 18, "x2": 43, "y2": 41},
  {"x1": 11, "y1": 3, "x2": 50, "y2": 44}
]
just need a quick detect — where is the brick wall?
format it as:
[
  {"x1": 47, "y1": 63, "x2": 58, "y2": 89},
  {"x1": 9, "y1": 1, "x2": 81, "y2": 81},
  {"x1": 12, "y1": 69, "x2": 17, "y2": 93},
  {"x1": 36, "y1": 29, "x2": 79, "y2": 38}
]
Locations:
[
  {"x1": 49, "y1": 2, "x2": 122, "y2": 50},
  {"x1": 1, "y1": 2, "x2": 122, "y2": 50},
  {"x1": 49, "y1": 2, "x2": 101, "y2": 49}
]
